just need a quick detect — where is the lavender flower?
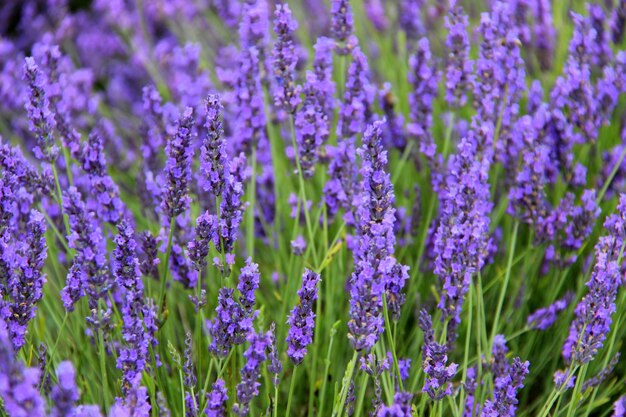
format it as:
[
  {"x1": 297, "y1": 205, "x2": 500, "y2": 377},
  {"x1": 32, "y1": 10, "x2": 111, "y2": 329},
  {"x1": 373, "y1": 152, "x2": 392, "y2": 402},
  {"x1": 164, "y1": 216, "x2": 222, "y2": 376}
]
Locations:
[
  {"x1": 188, "y1": 212, "x2": 218, "y2": 271},
  {"x1": 50, "y1": 361, "x2": 80, "y2": 417},
  {"x1": 444, "y1": 0, "x2": 473, "y2": 108},
  {"x1": 110, "y1": 383, "x2": 151, "y2": 417},
  {"x1": 0, "y1": 139, "x2": 53, "y2": 196},
  {"x1": 81, "y1": 132, "x2": 125, "y2": 224},
  {"x1": 582, "y1": 352, "x2": 620, "y2": 391},
  {"x1": 331, "y1": 0, "x2": 354, "y2": 54},
  {"x1": 207, "y1": 288, "x2": 255, "y2": 357},
  {"x1": 480, "y1": 358, "x2": 529, "y2": 417},
  {"x1": 238, "y1": 258, "x2": 260, "y2": 315},
  {"x1": 267, "y1": 323, "x2": 282, "y2": 385},
  {"x1": 399, "y1": 0, "x2": 424, "y2": 41},
  {"x1": 534, "y1": 0, "x2": 556, "y2": 70},
  {"x1": 4, "y1": 210, "x2": 47, "y2": 349},
  {"x1": 271, "y1": 3, "x2": 301, "y2": 114},
  {"x1": 464, "y1": 367, "x2": 480, "y2": 417},
  {"x1": 418, "y1": 309, "x2": 458, "y2": 400},
  {"x1": 114, "y1": 220, "x2": 150, "y2": 395},
  {"x1": 61, "y1": 187, "x2": 112, "y2": 329},
  {"x1": 613, "y1": 396, "x2": 626, "y2": 417},
  {"x1": 0, "y1": 319, "x2": 46, "y2": 417},
  {"x1": 286, "y1": 269, "x2": 320, "y2": 364},
  {"x1": 337, "y1": 45, "x2": 373, "y2": 143},
  {"x1": 588, "y1": 4, "x2": 612, "y2": 68},
  {"x1": 435, "y1": 130, "x2": 492, "y2": 344},
  {"x1": 312, "y1": 37, "x2": 336, "y2": 119},
  {"x1": 295, "y1": 71, "x2": 328, "y2": 178},
  {"x1": 407, "y1": 37, "x2": 442, "y2": 190},
  {"x1": 611, "y1": 0, "x2": 626, "y2": 44},
  {"x1": 216, "y1": 153, "x2": 248, "y2": 260},
  {"x1": 233, "y1": 330, "x2": 271, "y2": 417},
  {"x1": 161, "y1": 108, "x2": 195, "y2": 221},
  {"x1": 184, "y1": 332, "x2": 199, "y2": 417},
  {"x1": 376, "y1": 392, "x2": 413, "y2": 417},
  {"x1": 24, "y1": 56, "x2": 58, "y2": 162},
  {"x1": 290, "y1": 235, "x2": 306, "y2": 255},
  {"x1": 199, "y1": 95, "x2": 227, "y2": 197},
  {"x1": 527, "y1": 292, "x2": 574, "y2": 330},
  {"x1": 562, "y1": 194, "x2": 626, "y2": 364},
  {"x1": 205, "y1": 379, "x2": 228, "y2": 417},
  {"x1": 235, "y1": 45, "x2": 267, "y2": 154}
]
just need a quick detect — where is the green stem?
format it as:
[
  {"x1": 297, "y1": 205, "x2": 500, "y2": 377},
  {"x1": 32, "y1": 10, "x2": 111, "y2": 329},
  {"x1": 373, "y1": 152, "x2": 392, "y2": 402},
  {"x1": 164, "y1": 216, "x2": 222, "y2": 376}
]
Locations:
[{"x1": 286, "y1": 366, "x2": 298, "y2": 417}]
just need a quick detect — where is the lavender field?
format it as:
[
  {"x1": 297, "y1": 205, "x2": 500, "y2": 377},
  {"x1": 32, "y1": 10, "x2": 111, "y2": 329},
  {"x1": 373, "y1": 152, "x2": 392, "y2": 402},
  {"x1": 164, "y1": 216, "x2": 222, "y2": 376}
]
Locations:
[{"x1": 1, "y1": 0, "x2": 626, "y2": 416}]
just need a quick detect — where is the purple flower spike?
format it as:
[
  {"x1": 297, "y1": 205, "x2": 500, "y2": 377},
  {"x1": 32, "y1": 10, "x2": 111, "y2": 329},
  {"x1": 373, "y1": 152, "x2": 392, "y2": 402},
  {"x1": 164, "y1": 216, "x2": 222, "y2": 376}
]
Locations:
[
  {"x1": 50, "y1": 361, "x2": 80, "y2": 417},
  {"x1": 418, "y1": 310, "x2": 458, "y2": 400},
  {"x1": 611, "y1": 0, "x2": 626, "y2": 44},
  {"x1": 233, "y1": 330, "x2": 271, "y2": 417},
  {"x1": 205, "y1": 379, "x2": 229, "y2": 417},
  {"x1": 481, "y1": 358, "x2": 529, "y2": 417},
  {"x1": 331, "y1": 0, "x2": 354, "y2": 55},
  {"x1": 4, "y1": 210, "x2": 47, "y2": 349},
  {"x1": 199, "y1": 95, "x2": 227, "y2": 198},
  {"x1": 534, "y1": 0, "x2": 556, "y2": 70},
  {"x1": 444, "y1": 0, "x2": 473, "y2": 108},
  {"x1": 376, "y1": 391, "x2": 413, "y2": 417},
  {"x1": 217, "y1": 153, "x2": 248, "y2": 259},
  {"x1": 23, "y1": 57, "x2": 58, "y2": 162},
  {"x1": 527, "y1": 292, "x2": 574, "y2": 330},
  {"x1": 286, "y1": 269, "x2": 320, "y2": 365},
  {"x1": 188, "y1": 212, "x2": 218, "y2": 272},
  {"x1": 238, "y1": 258, "x2": 260, "y2": 315},
  {"x1": 272, "y1": 3, "x2": 301, "y2": 114},
  {"x1": 563, "y1": 194, "x2": 626, "y2": 364},
  {"x1": 161, "y1": 108, "x2": 195, "y2": 222}
]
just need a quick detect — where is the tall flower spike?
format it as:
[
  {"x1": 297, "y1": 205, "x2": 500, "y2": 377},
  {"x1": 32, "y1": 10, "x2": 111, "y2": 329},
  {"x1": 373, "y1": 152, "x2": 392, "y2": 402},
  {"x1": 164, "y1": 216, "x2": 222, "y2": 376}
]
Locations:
[
  {"x1": 233, "y1": 331, "x2": 271, "y2": 417},
  {"x1": 377, "y1": 392, "x2": 413, "y2": 417},
  {"x1": 272, "y1": 3, "x2": 301, "y2": 114},
  {"x1": 61, "y1": 187, "x2": 112, "y2": 330},
  {"x1": 161, "y1": 108, "x2": 195, "y2": 222},
  {"x1": 188, "y1": 212, "x2": 218, "y2": 272},
  {"x1": 235, "y1": 46, "x2": 267, "y2": 155},
  {"x1": 267, "y1": 323, "x2": 282, "y2": 385},
  {"x1": 312, "y1": 37, "x2": 336, "y2": 120},
  {"x1": 207, "y1": 288, "x2": 255, "y2": 357},
  {"x1": 534, "y1": 0, "x2": 556, "y2": 70},
  {"x1": 527, "y1": 292, "x2": 574, "y2": 330},
  {"x1": 444, "y1": 0, "x2": 473, "y2": 108},
  {"x1": 286, "y1": 269, "x2": 320, "y2": 364},
  {"x1": 199, "y1": 95, "x2": 227, "y2": 197},
  {"x1": 407, "y1": 37, "x2": 442, "y2": 191},
  {"x1": 238, "y1": 258, "x2": 260, "y2": 315},
  {"x1": 5, "y1": 210, "x2": 47, "y2": 349},
  {"x1": 205, "y1": 379, "x2": 229, "y2": 417},
  {"x1": 612, "y1": 0, "x2": 626, "y2": 44},
  {"x1": 114, "y1": 220, "x2": 150, "y2": 395},
  {"x1": 217, "y1": 153, "x2": 248, "y2": 260},
  {"x1": 418, "y1": 310, "x2": 458, "y2": 400},
  {"x1": 23, "y1": 57, "x2": 58, "y2": 162},
  {"x1": 331, "y1": 0, "x2": 354, "y2": 55},
  {"x1": 562, "y1": 194, "x2": 626, "y2": 364},
  {"x1": 435, "y1": 130, "x2": 492, "y2": 345},
  {"x1": 295, "y1": 71, "x2": 327, "y2": 178}
]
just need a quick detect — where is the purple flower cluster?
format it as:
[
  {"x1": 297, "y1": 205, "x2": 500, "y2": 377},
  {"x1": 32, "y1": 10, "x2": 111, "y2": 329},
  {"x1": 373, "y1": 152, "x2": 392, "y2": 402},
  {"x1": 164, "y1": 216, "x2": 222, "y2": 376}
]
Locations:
[
  {"x1": 199, "y1": 95, "x2": 227, "y2": 198},
  {"x1": 418, "y1": 309, "x2": 458, "y2": 400},
  {"x1": 205, "y1": 379, "x2": 229, "y2": 417},
  {"x1": 233, "y1": 330, "x2": 271, "y2": 417},
  {"x1": 271, "y1": 3, "x2": 301, "y2": 114},
  {"x1": 331, "y1": 0, "x2": 354, "y2": 55},
  {"x1": 480, "y1": 358, "x2": 529, "y2": 417},
  {"x1": 286, "y1": 269, "x2": 320, "y2": 364},
  {"x1": 527, "y1": 292, "x2": 574, "y2": 330},
  {"x1": 562, "y1": 194, "x2": 626, "y2": 364},
  {"x1": 444, "y1": 0, "x2": 473, "y2": 108}
]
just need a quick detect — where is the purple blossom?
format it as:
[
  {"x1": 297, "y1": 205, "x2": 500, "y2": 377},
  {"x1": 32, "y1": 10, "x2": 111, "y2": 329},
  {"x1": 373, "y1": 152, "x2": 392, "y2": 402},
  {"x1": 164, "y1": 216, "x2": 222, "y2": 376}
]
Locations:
[
  {"x1": 188, "y1": 212, "x2": 218, "y2": 271},
  {"x1": 207, "y1": 288, "x2": 255, "y2": 357},
  {"x1": 399, "y1": 0, "x2": 424, "y2": 41},
  {"x1": 376, "y1": 392, "x2": 413, "y2": 417},
  {"x1": 331, "y1": 0, "x2": 354, "y2": 54},
  {"x1": 267, "y1": 322, "x2": 282, "y2": 385},
  {"x1": 527, "y1": 292, "x2": 574, "y2": 330},
  {"x1": 290, "y1": 235, "x2": 307, "y2": 255},
  {"x1": 611, "y1": 0, "x2": 626, "y2": 44},
  {"x1": 379, "y1": 83, "x2": 406, "y2": 151},
  {"x1": 233, "y1": 330, "x2": 271, "y2": 417},
  {"x1": 562, "y1": 194, "x2": 626, "y2": 364},
  {"x1": 464, "y1": 367, "x2": 480, "y2": 417},
  {"x1": 216, "y1": 153, "x2": 248, "y2": 260},
  {"x1": 238, "y1": 258, "x2": 260, "y2": 315},
  {"x1": 50, "y1": 361, "x2": 80, "y2": 417},
  {"x1": 61, "y1": 187, "x2": 112, "y2": 329},
  {"x1": 613, "y1": 396, "x2": 626, "y2": 417},
  {"x1": 271, "y1": 3, "x2": 301, "y2": 114},
  {"x1": 110, "y1": 383, "x2": 151, "y2": 417},
  {"x1": 0, "y1": 319, "x2": 46, "y2": 417},
  {"x1": 480, "y1": 358, "x2": 529, "y2": 417},
  {"x1": 23, "y1": 56, "x2": 58, "y2": 162},
  {"x1": 553, "y1": 369, "x2": 576, "y2": 390},
  {"x1": 161, "y1": 108, "x2": 195, "y2": 222},
  {"x1": 418, "y1": 309, "x2": 458, "y2": 400},
  {"x1": 587, "y1": 4, "x2": 612, "y2": 68},
  {"x1": 235, "y1": 45, "x2": 267, "y2": 155},
  {"x1": 199, "y1": 95, "x2": 227, "y2": 197},
  {"x1": 114, "y1": 220, "x2": 150, "y2": 395},
  {"x1": 407, "y1": 37, "x2": 442, "y2": 190},
  {"x1": 3, "y1": 210, "x2": 47, "y2": 349},
  {"x1": 286, "y1": 269, "x2": 320, "y2": 364},
  {"x1": 533, "y1": 0, "x2": 556, "y2": 70},
  {"x1": 444, "y1": 0, "x2": 473, "y2": 108},
  {"x1": 205, "y1": 379, "x2": 229, "y2": 417},
  {"x1": 184, "y1": 332, "x2": 199, "y2": 417},
  {"x1": 81, "y1": 132, "x2": 125, "y2": 225},
  {"x1": 0, "y1": 139, "x2": 53, "y2": 196},
  {"x1": 312, "y1": 36, "x2": 336, "y2": 119}
]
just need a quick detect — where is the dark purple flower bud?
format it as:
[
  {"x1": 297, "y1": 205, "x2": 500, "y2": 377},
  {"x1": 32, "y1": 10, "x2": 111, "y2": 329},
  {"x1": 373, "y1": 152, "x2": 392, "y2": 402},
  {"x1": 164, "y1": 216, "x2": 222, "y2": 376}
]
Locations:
[
  {"x1": 611, "y1": 0, "x2": 626, "y2": 44},
  {"x1": 418, "y1": 309, "x2": 458, "y2": 400},
  {"x1": 199, "y1": 95, "x2": 227, "y2": 197},
  {"x1": 481, "y1": 358, "x2": 529, "y2": 417},
  {"x1": 161, "y1": 108, "x2": 195, "y2": 221},
  {"x1": 563, "y1": 195, "x2": 626, "y2": 364},
  {"x1": 188, "y1": 212, "x2": 218, "y2": 271},
  {"x1": 139, "y1": 231, "x2": 160, "y2": 281},
  {"x1": 233, "y1": 330, "x2": 271, "y2": 417},
  {"x1": 527, "y1": 292, "x2": 574, "y2": 330},
  {"x1": 444, "y1": 0, "x2": 473, "y2": 108},
  {"x1": 286, "y1": 269, "x2": 320, "y2": 364},
  {"x1": 272, "y1": 3, "x2": 302, "y2": 114},
  {"x1": 267, "y1": 323, "x2": 282, "y2": 385},
  {"x1": 50, "y1": 361, "x2": 80, "y2": 417},
  {"x1": 331, "y1": 0, "x2": 354, "y2": 54},
  {"x1": 205, "y1": 379, "x2": 229, "y2": 417},
  {"x1": 23, "y1": 56, "x2": 58, "y2": 162}
]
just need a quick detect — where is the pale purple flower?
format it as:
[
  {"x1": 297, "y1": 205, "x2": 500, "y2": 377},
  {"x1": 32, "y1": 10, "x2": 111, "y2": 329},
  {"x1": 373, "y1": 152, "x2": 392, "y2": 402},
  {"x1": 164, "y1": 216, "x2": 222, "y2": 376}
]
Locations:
[
  {"x1": 271, "y1": 3, "x2": 301, "y2": 113},
  {"x1": 286, "y1": 269, "x2": 320, "y2": 364},
  {"x1": 444, "y1": 0, "x2": 473, "y2": 108}
]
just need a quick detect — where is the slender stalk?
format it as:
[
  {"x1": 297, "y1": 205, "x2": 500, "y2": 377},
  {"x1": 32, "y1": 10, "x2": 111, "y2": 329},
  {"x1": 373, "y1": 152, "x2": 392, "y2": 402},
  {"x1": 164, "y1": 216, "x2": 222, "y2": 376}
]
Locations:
[{"x1": 286, "y1": 366, "x2": 298, "y2": 417}]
